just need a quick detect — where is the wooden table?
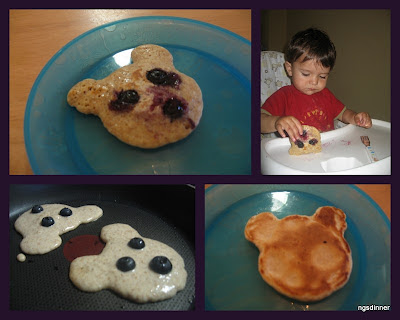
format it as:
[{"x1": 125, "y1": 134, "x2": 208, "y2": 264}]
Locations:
[
  {"x1": 9, "y1": 9, "x2": 251, "y2": 175},
  {"x1": 205, "y1": 184, "x2": 391, "y2": 220}
]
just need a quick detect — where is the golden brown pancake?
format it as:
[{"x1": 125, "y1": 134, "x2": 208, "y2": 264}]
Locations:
[
  {"x1": 244, "y1": 206, "x2": 352, "y2": 302},
  {"x1": 67, "y1": 44, "x2": 203, "y2": 149},
  {"x1": 289, "y1": 125, "x2": 322, "y2": 155}
]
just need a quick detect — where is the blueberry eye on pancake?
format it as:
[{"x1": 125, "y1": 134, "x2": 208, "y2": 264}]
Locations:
[
  {"x1": 109, "y1": 89, "x2": 140, "y2": 112},
  {"x1": 31, "y1": 205, "x2": 43, "y2": 214},
  {"x1": 117, "y1": 256, "x2": 136, "y2": 272},
  {"x1": 41, "y1": 216, "x2": 55, "y2": 227},
  {"x1": 149, "y1": 256, "x2": 173, "y2": 275},
  {"x1": 295, "y1": 140, "x2": 304, "y2": 148},
  {"x1": 163, "y1": 97, "x2": 186, "y2": 121},
  {"x1": 146, "y1": 68, "x2": 182, "y2": 88},
  {"x1": 128, "y1": 237, "x2": 145, "y2": 249},
  {"x1": 59, "y1": 207, "x2": 73, "y2": 216}
]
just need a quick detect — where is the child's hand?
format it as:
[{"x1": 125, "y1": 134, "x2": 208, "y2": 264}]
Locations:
[
  {"x1": 275, "y1": 116, "x2": 303, "y2": 141},
  {"x1": 354, "y1": 112, "x2": 372, "y2": 128}
]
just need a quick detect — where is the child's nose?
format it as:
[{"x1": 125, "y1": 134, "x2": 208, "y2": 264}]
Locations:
[{"x1": 310, "y1": 76, "x2": 319, "y2": 85}]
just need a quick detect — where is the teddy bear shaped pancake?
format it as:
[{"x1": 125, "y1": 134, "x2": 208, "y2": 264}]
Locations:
[
  {"x1": 244, "y1": 206, "x2": 352, "y2": 302},
  {"x1": 289, "y1": 125, "x2": 322, "y2": 155},
  {"x1": 67, "y1": 44, "x2": 203, "y2": 149},
  {"x1": 69, "y1": 223, "x2": 187, "y2": 303}
]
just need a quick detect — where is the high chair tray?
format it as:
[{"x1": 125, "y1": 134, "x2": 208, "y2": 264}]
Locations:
[{"x1": 261, "y1": 119, "x2": 390, "y2": 175}]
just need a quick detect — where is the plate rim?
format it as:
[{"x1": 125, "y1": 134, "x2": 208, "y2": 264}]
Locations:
[
  {"x1": 24, "y1": 16, "x2": 251, "y2": 175},
  {"x1": 205, "y1": 184, "x2": 390, "y2": 229}
]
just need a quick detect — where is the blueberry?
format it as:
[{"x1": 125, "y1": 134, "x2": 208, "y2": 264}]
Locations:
[
  {"x1": 31, "y1": 205, "x2": 43, "y2": 214},
  {"x1": 59, "y1": 208, "x2": 72, "y2": 217},
  {"x1": 295, "y1": 140, "x2": 304, "y2": 148},
  {"x1": 109, "y1": 89, "x2": 140, "y2": 112},
  {"x1": 166, "y1": 73, "x2": 181, "y2": 87},
  {"x1": 309, "y1": 138, "x2": 318, "y2": 145},
  {"x1": 146, "y1": 68, "x2": 169, "y2": 85},
  {"x1": 163, "y1": 98, "x2": 185, "y2": 120},
  {"x1": 116, "y1": 256, "x2": 136, "y2": 272},
  {"x1": 146, "y1": 68, "x2": 181, "y2": 87},
  {"x1": 41, "y1": 216, "x2": 55, "y2": 227},
  {"x1": 128, "y1": 237, "x2": 145, "y2": 249},
  {"x1": 118, "y1": 90, "x2": 140, "y2": 105},
  {"x1": 301, "y1": 130, "x2": 307, "y2": 137},
  {"x1": 149, "y1": 256, "x2": 172, "y2": 275}
]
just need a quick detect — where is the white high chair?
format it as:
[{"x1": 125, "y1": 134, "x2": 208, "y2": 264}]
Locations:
[
  {"x1": 261, "y1": 51, "x2": 291, "y2": 105},
  {"x1": 261, "y1": 51, "x2": 291, "y2": 138}
]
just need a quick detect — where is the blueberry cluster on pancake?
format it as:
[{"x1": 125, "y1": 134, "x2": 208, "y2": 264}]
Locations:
[{"x1": 289, "y1": 125, "x2": 322, "y2": 155}]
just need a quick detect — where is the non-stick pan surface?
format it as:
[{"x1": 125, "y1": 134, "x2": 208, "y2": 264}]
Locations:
[{"x1": 9, "y1": 184, "x2": 195, "y2": 311}]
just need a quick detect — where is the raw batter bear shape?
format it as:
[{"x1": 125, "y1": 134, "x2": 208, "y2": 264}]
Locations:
[
  {"x1": 67, "y1": 44, "x2": 203, "y2": 149},
  {"x1": 15, "y1": 204, "x2": 103, "y2": 255},
  {"x1": 69, "y1": 223, "x2": 187, "y2": 303},
  {"x1": 244, "y1": 206, "x2": 352, "y2": 302},
  {"x1": 289, "y1": 125, "x2": 322, "y2": 155}
]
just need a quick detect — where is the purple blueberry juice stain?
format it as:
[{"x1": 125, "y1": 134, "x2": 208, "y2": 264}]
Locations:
[
  {"x1": 340, "y1": 140, "x2": 351, "y2": 146},
  {"x1": 300, "y1": 130, "x2": 309, "y2": 141}
]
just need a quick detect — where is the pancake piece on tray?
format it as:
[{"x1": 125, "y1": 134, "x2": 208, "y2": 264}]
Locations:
[{"x1": 289, "y1": 125, "x2": 322, "y2": 155}]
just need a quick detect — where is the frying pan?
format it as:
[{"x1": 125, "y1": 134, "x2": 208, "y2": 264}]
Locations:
[{"x1": 9, "y1": 184, "x2": 195, "y2": 311}]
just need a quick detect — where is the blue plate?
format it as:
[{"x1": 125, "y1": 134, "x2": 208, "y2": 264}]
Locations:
[
  {"x1": 24, "y1": 17, "x2": 251, "y2": 174},
  {"x1": 205, "y1": 185, "x2": 390, "y2": 310}
]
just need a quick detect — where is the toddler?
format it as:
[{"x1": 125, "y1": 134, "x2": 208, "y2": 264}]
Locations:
[{"x1": 261, "y1": 28, "x2": 372, "y2": 142}]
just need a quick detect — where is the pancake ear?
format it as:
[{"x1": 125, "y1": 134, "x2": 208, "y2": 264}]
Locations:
[
  {"x1": 313, "y1": 206, "x2": 347, "y2": 236},
  {"x1": 67, "y1": 79, "x2": 103, "y2": 114},
  {"x1": 244, "y1": 212, "x2": 278, "y2": 247},
  {"x1": 131, "y1": 44, "x2": 174, "y2": 66}
]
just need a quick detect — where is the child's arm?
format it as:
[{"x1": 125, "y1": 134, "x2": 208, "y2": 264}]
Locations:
[
  {"x1": 261, "y1": 113, "x2": 303, "y2": 141},
  {"x1": 339, "y1": 109, "x2": 372, "y2": 128}
]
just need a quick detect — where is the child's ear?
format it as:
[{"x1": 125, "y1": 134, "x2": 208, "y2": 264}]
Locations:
[{"x1": 284, "y1": 61, "x2": 293, "y2": 77}]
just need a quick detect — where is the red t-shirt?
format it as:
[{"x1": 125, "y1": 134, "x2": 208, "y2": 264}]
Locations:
[{"x1": 261, "y1": 85, "x2": 345, "y2": 132}]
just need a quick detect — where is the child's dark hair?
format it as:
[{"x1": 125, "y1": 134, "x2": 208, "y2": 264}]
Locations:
[{"x1": 285, "y1": 28, "x2": 336, "y2": 69}]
